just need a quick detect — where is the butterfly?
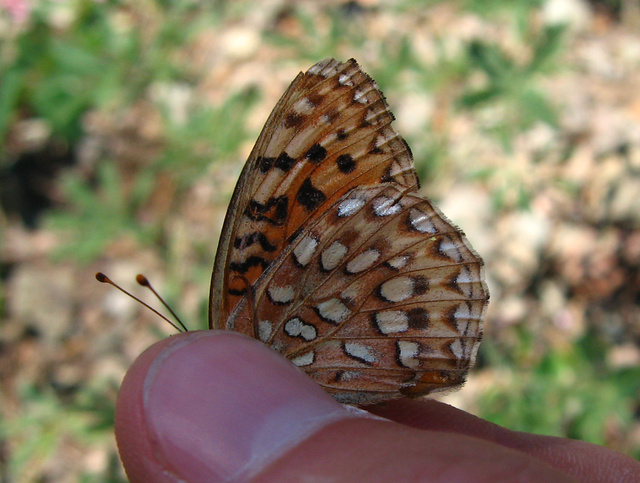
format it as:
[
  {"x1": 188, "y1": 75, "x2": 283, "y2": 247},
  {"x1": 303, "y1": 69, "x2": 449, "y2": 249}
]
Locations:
[{"x1": 208, "y1": 58, "x2": 488, "y2": 405}]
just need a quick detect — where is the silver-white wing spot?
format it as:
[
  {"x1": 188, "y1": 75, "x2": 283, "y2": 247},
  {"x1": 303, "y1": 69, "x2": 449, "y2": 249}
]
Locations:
[
  {"x1": 378, "y1": 276, "x2": 414, "y2": 303},
  {"x1": 293, "y1": 234, "x2": 319, "y2": 267},
  {"x1": 457, "y1": 267, "x2": 474, "y2": 297},
  {"x1": 338, "y1": 196, "x2": 366, "y2": 217},
  {"x1": 373, "y1": 130, "x2": 395, "y2": 149},
  {"x1": 316, "y1": 298, "x2": 351, "y2": 324},
  {"x1": 454, "y1": 303, "x2": 475, "y2": 333},
  {"x1": 291, "y1": 351, "x2": 315, "y2": 367},
  {"x1": 267, "y1": 284, "x2": 295, "y2": 304},
  {"x1": 344, "y1": 342, "x2": 377, "y2": 363},
  {"x1": 337, "y1": 370, "x2": 362, "y2": 382},
  {"x1": 374, "y1": 310, "x2": 409, "y2": 334},
  {"x1": 397, "y1": 341, "x2": 420, "y2": 369},
  {"x1": 409, "y1": 208, "x2": 437, "y2": 233},
  {"x1": 338, "y1": 73, "x2": 354, "y2": 86},
  {"x1": 307, "y1": 62, "x2": 325, "y2": 75},
  {"x1": 372, "y1": 196, "x2": 402, "y2": 216},
  {"x1": 284, "y1": 318, "x2": 318, "y2": 341},
  {"x1": 353, "y1": 89, "x2": 367, "y2": 104},
  {"x1": 258, "y1": 320, "x2": 273, "y2": 342},
  {"x1": 292, "y1": 96, "x2": 315, "y2": 116},
  {"x1": 440, "y1": 236, "x2": 463, "y2": 262},
  {"x1": 457, "y1": 266, "x2": 473, "y2": 283},
  {"x1": 387, "y1": 255, "x2": 410, "y2": 269},
  {"x1": 346, "y1": 248, "x2": 380, "y2": 274},
  {"x1": 321, "y1": 241, "x2": 348, "y2": 271},
  {"x1": 449, "y1": 339, "x2": 465, "y2": 359}
]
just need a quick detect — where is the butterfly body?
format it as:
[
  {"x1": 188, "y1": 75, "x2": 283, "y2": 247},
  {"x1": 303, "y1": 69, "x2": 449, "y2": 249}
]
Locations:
[{"x1": 209, "y1": 58, "x2": 488, "y2": 405}]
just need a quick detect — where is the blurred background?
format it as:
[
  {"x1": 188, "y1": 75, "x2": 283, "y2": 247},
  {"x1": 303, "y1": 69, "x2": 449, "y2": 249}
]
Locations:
[{"x1": 1, "y1": 0, "x2": 639, "y2": 480}]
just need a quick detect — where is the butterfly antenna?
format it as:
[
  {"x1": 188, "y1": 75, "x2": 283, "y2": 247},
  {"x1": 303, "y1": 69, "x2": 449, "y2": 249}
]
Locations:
[
  {"x1": 135, "y1": 275, "x2": 189, "y2": 332},
  {"x1": 95, "y1": 272, "x2": 188, "y2": 333}
]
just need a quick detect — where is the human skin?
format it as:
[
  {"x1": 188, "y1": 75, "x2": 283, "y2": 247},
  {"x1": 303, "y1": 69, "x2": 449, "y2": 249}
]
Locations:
[{"x1": 115, "y1": 331, "x2": 640, "y2": 482}]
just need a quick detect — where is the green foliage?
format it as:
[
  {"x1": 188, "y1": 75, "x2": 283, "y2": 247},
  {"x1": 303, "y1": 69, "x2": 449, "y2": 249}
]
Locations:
[
  {"x1": 462, "y1": 0, "x2": 546, "y2": 26},
  {"x1": 44, "y1": 162, "x2": 158, "y2": 263},
  {"x1": 1, "y1": 382, "x2": 123, "y2": 482},
  {"x1": 0, "y1": 0, "x2": 225, "y2": 154},
  {"x1": 70, "y1": 380, "x2": 119, "y2": 434},
  {"x1": 479, "y1": 332, "x2": 640, "y2": 457},
  {"x1": 158, "y1": 87, "x2": 260, "y2": 188},
  {"x1": 1, "y1": 1, "x2": 135, "y2": 145},
  {"x1": 459, "y1": 23, "x2": 565, "y2": 149},
  {"x1": 0, "y1": 67, "x2": 23, "y2": 151},
  {"x1": 2, "y1": 1, "x2": 256, "y2": 263},
  {"x1": 264, "y1": 4, "x2": 366, "y2": 62}
]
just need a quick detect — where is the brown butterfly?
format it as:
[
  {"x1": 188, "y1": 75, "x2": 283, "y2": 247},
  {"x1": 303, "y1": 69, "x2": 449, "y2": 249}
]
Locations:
[{"x1": 208, "y1": 58, "x2": 488, "y2": 405}]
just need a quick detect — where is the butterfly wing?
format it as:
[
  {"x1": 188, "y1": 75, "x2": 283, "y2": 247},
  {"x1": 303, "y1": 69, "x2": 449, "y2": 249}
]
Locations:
[
  {"x1": 228, "y1": 184, "x2": 488, "y2": 404},
  {"x1": 210, "y1": 58, "x2": 419, "y2": 327}
]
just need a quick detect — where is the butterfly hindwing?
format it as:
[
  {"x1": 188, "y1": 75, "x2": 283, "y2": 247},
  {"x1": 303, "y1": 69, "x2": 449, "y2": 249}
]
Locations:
[{"x1": 227, "y1": 185, "x2": 487, "y2": 404}]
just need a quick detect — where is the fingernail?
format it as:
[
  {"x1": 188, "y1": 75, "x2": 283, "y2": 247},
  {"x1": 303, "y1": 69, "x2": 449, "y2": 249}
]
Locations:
[{"x1": 143, "y1": 331, "x2": 367, "y2": 482}]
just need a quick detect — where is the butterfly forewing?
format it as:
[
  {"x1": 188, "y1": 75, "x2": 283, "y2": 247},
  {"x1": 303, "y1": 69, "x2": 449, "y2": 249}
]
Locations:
[
  {"x1": 210, "y1": 58, "x2": 489, "y2": 404},
  {"x1": 210, "y1": 59, "x2": 419, "y2": 326}
]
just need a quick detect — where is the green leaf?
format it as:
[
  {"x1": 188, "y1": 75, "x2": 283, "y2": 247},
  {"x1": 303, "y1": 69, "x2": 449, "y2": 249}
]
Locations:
[{"x1": 0, "y1": 67, "x2": 24, "y2": 147}]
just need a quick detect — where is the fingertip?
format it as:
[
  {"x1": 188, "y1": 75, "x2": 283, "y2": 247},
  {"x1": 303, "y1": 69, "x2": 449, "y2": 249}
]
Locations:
[
  {"x1": 114, "y1": 331, "x2": 364, "y2": 482},
  {"x1": 115, "y1": 336, "x2": 177, "y2": 482}
]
